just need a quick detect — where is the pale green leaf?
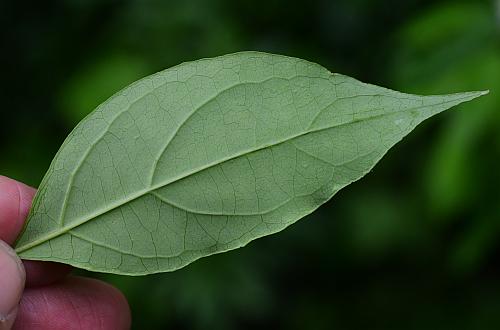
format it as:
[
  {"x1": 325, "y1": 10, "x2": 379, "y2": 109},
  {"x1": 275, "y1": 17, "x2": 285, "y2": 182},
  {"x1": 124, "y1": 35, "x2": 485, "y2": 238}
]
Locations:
[{"x1": 14, "y1": 52, "x2": 487, "y2": 275}]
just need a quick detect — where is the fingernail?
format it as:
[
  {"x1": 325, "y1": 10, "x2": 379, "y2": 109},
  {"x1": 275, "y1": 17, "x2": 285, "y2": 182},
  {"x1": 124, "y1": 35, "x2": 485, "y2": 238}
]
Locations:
[
  {"x1": 0, "y1": 240, "x2": 25, "y2": 329},
  {"x1": 0, "y1": 307, "x2": 18, "y2": 330}
]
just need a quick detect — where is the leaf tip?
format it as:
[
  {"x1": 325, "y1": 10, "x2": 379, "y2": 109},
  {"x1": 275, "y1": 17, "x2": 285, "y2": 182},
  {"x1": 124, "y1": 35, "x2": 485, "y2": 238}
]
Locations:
[
  {"x1": 463, "y1": 89, "x2": 489, "y2": 98},
  {"x1": 448, "y1": 89, "x2": 489, "y2": 104},
  {"x1": 475, "y1": 90, "x2": 490, "y2": 97}
]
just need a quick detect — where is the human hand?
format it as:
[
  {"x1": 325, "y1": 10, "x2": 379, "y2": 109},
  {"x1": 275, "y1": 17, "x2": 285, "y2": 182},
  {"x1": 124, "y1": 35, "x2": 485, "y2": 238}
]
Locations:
[{"x1": 0, "y1": 176, "x2": 131, "y2": 330}]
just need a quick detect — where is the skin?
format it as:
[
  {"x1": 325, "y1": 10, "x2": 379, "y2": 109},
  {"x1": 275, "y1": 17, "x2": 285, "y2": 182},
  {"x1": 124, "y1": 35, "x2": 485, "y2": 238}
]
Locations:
[{"x1": 0, "y1": 175, "x2": 131, "y2": 330}]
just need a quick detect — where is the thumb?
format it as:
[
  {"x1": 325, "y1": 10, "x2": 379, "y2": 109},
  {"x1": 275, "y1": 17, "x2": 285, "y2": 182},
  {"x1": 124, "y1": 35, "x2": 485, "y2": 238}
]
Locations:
[{"x1": 0, "y1": 240, "x2": 25, "y2": 330}]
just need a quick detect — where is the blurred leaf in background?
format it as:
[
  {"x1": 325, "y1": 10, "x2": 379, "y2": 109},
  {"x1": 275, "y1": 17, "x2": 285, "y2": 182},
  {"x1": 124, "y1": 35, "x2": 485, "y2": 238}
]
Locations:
[
  {"x1": 390, "y1": 1, "x2": 500, "y2": 276},
  {"x1": 58, "y1": 52, "x2": 151, "y2": 125}
]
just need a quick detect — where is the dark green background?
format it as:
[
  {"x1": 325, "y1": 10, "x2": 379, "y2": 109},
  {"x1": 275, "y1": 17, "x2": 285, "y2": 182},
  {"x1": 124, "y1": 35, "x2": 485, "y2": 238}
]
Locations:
[{"x1": 1, "y1": 0, "x2": 499, "y2": 329}]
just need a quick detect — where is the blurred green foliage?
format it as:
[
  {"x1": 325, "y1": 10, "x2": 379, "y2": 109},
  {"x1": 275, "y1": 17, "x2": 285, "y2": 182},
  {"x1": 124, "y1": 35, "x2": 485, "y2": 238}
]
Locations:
[{"x1": 1, "y1": 0, "x2": 499, "y2": 329}]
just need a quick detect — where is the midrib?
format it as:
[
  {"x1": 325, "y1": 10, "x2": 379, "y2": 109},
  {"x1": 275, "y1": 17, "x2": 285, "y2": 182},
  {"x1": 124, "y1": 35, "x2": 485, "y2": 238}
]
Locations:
[{"x1": 15, "y1": 95, "x2": 473, "y2": 254}]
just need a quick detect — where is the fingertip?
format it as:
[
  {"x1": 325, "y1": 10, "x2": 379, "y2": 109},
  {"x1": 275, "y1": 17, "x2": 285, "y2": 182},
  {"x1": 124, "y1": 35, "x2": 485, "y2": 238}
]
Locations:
[
  {"x1": 0, "y1": 240, "x2": 26, "y2": 327},
  {"x1": 0, "y1": 176, "x2": 36, "y2": 245}
]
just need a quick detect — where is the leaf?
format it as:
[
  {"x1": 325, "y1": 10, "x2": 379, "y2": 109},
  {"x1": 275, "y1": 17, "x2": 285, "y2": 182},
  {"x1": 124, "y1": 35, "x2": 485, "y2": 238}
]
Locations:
[{"x1": 14, "y1": 52, "x2": 487, "y2": 275}]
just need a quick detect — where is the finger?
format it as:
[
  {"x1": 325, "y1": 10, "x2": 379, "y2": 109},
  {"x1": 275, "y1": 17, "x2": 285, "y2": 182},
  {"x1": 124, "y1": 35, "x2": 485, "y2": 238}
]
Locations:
[
  {"x1": 0, "y1": 176, "x2": 36, "y2": 245},
  {"x1": 0, "y1": 240, "x2": 26, "y2": 330},
  {"x1": 13, "y1": 276, "x2": 131, "y2": 330},
  {"x1": 0, "y1": 176, "x2": 72, "y2": 286}
]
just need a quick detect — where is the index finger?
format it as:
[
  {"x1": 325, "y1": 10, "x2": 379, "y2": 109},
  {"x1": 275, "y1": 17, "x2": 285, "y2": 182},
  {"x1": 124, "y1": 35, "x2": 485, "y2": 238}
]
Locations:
[
  {"x1": 0, "y1": 175, "x2": 71, "y2": 287},
  {"x1": 0, "y1": 175, "x2": 35, "y2": 245}
]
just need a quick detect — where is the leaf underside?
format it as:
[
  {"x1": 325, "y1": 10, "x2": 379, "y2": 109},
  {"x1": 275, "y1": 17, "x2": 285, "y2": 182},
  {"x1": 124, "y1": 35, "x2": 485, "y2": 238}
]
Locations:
[{"x1": 14, "y1": 51, "x2": 487, "y2": 275}]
